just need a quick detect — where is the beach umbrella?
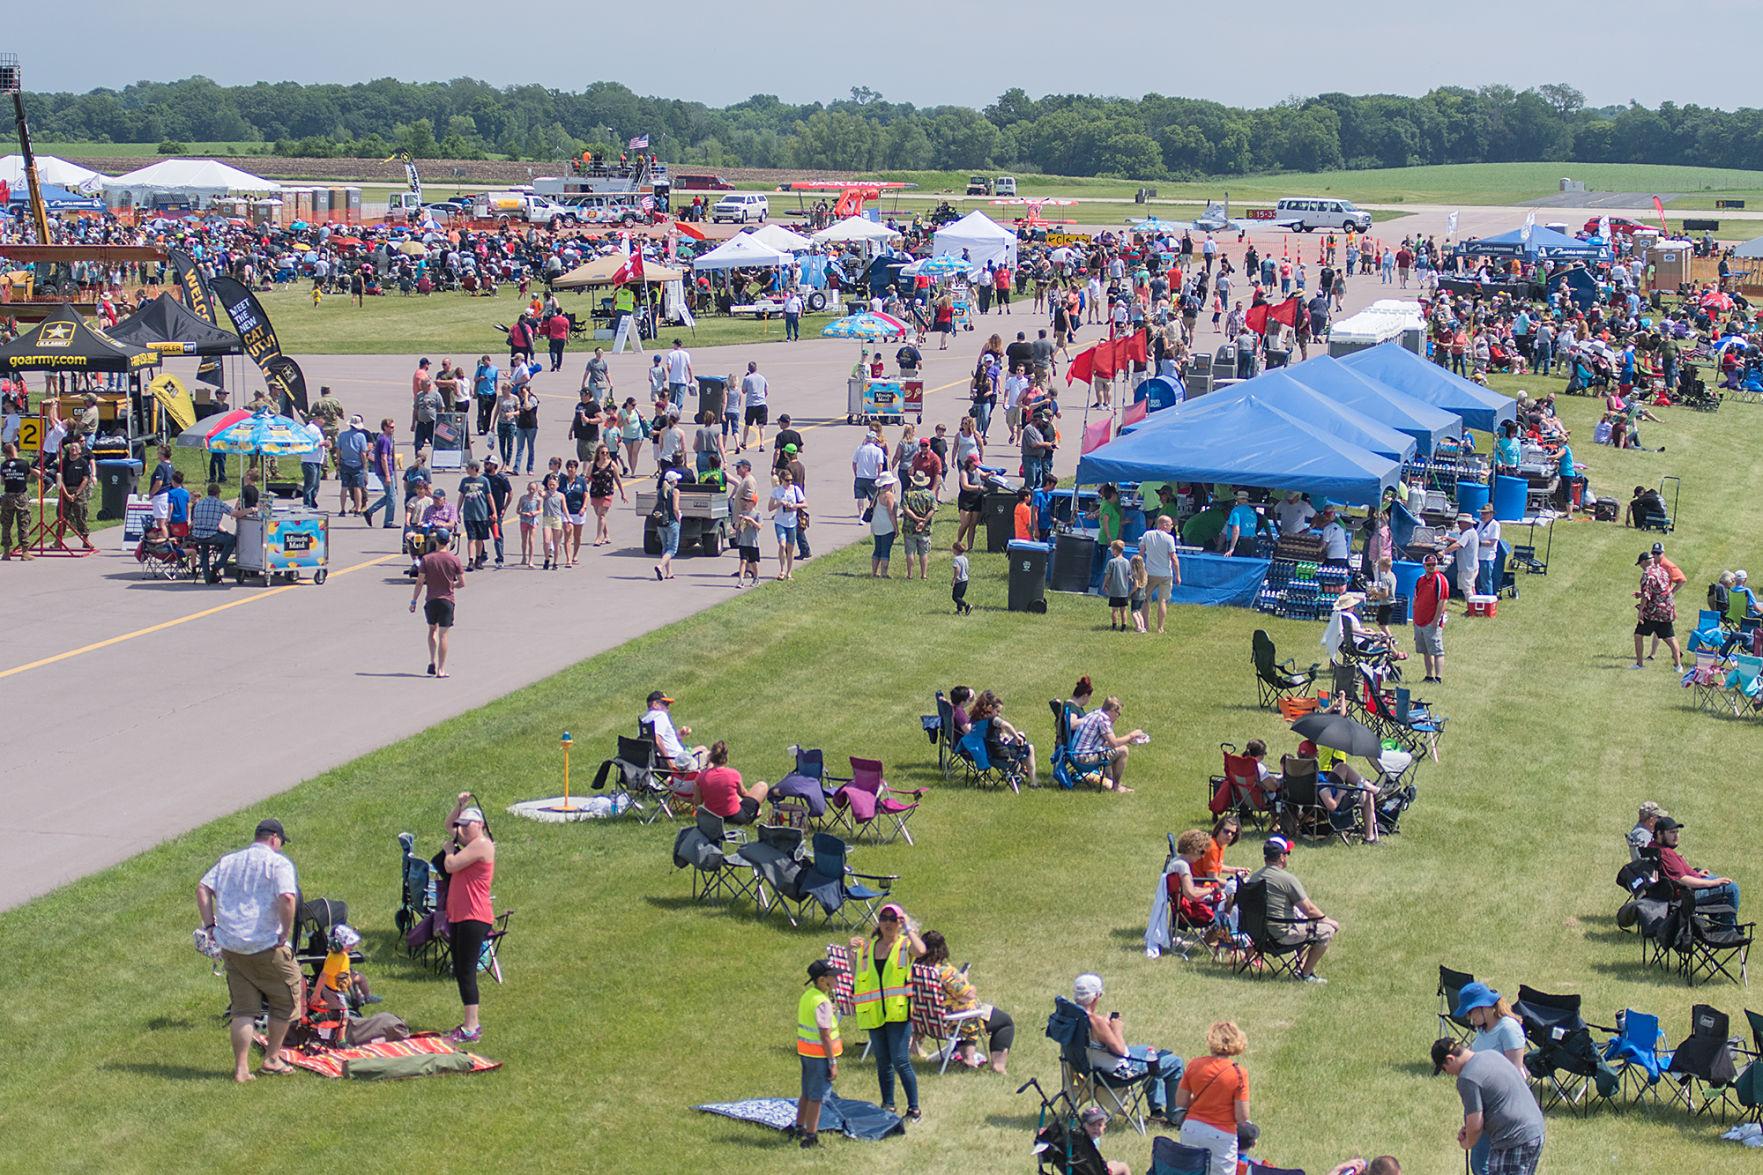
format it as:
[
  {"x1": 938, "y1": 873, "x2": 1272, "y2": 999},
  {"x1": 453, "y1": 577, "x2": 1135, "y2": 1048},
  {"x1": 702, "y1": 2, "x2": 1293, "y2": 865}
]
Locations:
[
  {"x1": 1289, "y1": 712, "x2": 1383, "y2": 760},
  {"x1": 1132, "y1": 217, "x2": 1173, "y2": 234},
  {"x1": 174, "y1": 409, "x2": 253, "y2": 449},
  {"x1": 397, "y1": 240, "x2": 428, "y2": 256},
  {"x1": 821, "y1": 312, "x2": 908, "y2": 342},
  {"x1": 203, "y1": 410, "x2": 321, "y2": 456},
  {"x1": 915, "y1": 253, "x2": 974, "y2": 278}
]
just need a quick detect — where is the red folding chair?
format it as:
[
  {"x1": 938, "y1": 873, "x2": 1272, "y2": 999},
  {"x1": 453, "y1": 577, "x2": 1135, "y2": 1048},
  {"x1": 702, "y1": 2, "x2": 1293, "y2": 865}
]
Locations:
[{"x1": 1205, "y1": 742, "x2": 1276, "y2": 830}]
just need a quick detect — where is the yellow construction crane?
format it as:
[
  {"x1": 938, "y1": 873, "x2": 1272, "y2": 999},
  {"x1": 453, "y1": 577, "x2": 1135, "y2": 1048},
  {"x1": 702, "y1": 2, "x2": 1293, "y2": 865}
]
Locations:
[{"x1": 2, "y1": 53, "x2": 53, "y2": 246}]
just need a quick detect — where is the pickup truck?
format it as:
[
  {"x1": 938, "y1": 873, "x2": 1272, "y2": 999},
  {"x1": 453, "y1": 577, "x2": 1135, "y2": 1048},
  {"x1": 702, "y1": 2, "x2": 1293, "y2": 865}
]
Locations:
[
  {"x1": 635, "y1": 481, "x2": 732, "y2": 556},
  {"x1": 472, "y1": 191, "x2": 575, "y2": 229}
]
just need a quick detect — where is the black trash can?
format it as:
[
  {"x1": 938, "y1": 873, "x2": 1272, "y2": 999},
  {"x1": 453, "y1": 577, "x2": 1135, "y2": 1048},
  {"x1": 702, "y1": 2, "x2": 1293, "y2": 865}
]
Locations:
[
  {"x1": 96, "y1": 458, "x2": 142, "y2": 521},
  {"x1": 1007, "y1": 540, "x2": 1049, "y2": 613},
  {"x1": 697, "y1": 375, "x2": 729, "y2": 423},
  {"x1": 1051, "y1": 531, "x2": 1096, "y2": 593},
  {"x1": 983, "y1": 490, "x2": 1017, "y2": 552}
]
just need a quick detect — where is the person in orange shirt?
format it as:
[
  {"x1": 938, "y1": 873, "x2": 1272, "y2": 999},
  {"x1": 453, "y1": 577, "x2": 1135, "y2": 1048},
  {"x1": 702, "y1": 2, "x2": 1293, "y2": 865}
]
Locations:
[
  {"x1": 1173, "y1": 1020, "x2": 1252, "y2": 1170},
  {"x1": 1012, "y1": 486, "x2": 1034, "y2": 542}
]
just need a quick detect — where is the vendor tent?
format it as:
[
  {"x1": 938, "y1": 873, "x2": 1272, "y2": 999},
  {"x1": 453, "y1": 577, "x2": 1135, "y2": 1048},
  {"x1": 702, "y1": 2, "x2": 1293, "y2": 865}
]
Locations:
[
  {"x1": 1281, "y1": 355, "x2": 1460, "y2": 456},
  {"x1": 0, "y1": 154, "x2": 107, "y2": 194},
  {"x1": 4, "y1": 182, "x2": 104, "y2": 211},
  {"x1": 1732, "y1": 235, "x2": 1763, "y2": 260},
  {"x1": 691, "y1": 234, "x2": 791, "y2": 271},
  {"x1": 108, "y1": 293, "x2": 244, "y2": 356},
  {"x1": 0, "y1": 303, "x2": 160, "y2": 374},
  {"x1": 552, "y1": 254, "x2": 686, "y2": 289},
  {"x1": 1338, "y1": 342, "x2": 1517, "y2": 433},
  {"x1": 932, "y1": 211, "x2": 1017, "y2": 271},
  {"x1": 1461, "y1": 225, "x2": 1604, "y2": 260},
  {"x1": 1077, "y1": 392, "x2": 1401, "y2": 506},
  {"x1": 1125, "y1": 367, "x2": 1417, "y2": 463},
  {"x1": 744, "y1": 223, "x2": 814, "y2": 253},
  {"x1": 103, "y1": 159, "x2": 282, "y2": 209},
  {"x1": 812, "y1": 216, "x2": 902, "y2": 245}
]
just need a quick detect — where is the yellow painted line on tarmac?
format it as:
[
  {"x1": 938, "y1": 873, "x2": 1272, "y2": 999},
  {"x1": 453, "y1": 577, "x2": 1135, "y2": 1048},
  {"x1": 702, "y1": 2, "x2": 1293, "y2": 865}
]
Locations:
[{"x1": 0, "y1": 553, "x2": 398, "y2": 681}]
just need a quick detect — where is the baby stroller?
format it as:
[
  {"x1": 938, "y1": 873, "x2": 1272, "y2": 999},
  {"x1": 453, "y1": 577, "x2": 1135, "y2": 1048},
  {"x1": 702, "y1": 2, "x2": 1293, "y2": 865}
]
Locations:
[
  {"x1": 1676, "y1": 363, "x2": 1720, "y2": 412},
  {"x1": 1018, "y1": 1078, "x2": 1108, "y2": 1175}
]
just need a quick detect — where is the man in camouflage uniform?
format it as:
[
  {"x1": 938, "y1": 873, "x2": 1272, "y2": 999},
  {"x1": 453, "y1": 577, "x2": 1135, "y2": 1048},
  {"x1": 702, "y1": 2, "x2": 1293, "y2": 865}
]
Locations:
[
  {"x1": 308, "y1": 386, "x2": 347, "y2": 478},
  {"x1": 0, "y1": 441, "x2": 36, "y2": 560}
]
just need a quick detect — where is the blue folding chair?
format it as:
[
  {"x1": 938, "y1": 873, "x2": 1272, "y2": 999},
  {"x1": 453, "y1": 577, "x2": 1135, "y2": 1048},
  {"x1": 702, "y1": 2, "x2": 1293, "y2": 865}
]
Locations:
[
  {"x1": 1603, "y1": 1009, "x2": 1673, "y2": 1104},
  {"x1": 1148, "y1": 1136, "x2": 1211, "y2": 1175},
  {"x1": 1048, "y1": 700, "x2": 1109, "y2": 791},
  {"x1": 1044, "y1": 996, "x2": 1158, "y2": 1135},
  {"x1": 955, "y1": 718, "x2": 1026, "y2": 792}
]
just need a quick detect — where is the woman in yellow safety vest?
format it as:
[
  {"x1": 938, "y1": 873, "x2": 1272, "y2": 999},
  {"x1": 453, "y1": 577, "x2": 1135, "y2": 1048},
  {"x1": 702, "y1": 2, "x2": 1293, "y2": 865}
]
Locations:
[
  {"x1": 850, "y1": 902, "x2": 926, "y2": 1121},
  {"x1": 790, "y1": 959, "x2": 842, "y2": 1150}
]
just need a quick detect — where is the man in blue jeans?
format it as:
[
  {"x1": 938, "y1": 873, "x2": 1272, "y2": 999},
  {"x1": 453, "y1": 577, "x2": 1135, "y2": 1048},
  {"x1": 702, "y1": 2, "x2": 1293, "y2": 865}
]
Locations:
[
  {"x1": 1655, "y1": 818, "x2": 1741, "y2": 926},
  {"x1": 364, "y1": 418, "x2": 400, "y2": 529}
]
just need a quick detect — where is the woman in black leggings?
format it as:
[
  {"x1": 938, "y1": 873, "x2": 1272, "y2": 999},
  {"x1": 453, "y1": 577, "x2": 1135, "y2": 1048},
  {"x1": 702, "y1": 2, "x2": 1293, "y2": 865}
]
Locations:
[
  {"x1": 442, "y1": 793, "x2": 497, "y2": 1044},
  {"x1": 920, "y1": 930, "x2": 1015, "y2": 1074}
]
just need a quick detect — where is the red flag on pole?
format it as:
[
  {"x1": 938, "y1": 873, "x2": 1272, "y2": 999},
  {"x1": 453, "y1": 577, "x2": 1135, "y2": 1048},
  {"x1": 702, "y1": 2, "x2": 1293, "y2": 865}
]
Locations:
[
  {"x1": 1245, "y1": 303, "x2": 1271, "y2": 335},
  {"x1": 1092, "y1": 338, "x2": 1118, "y2": 380},
  {"x1": 1064, "y1": 345, "x2": 1095, "y2": 386},
  {"x1": 611, "y1": 232, "x2": 644, "y2": 285},
  {"x1": 1123, "y1": 328, "x2": 1149, "y2": 365},
  {"x1": 1081, "y1": 417, "x2": 1113, "y2": 454},
  {"x1": 1652, "y1": 195, "x2": 1669, "y2": 235},
  {"x1": 1122, "y1": 398, "x2": 1148, "y2": 427},
  {"x1": 1268, "y1": 296, "x2": 1300, "y2": 328}
]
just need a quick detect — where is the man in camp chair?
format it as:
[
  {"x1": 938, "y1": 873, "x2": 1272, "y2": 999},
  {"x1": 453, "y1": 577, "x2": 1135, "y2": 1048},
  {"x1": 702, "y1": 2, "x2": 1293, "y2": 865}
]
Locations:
[
  {"x1": 1234, "y1": 836, "x2": 1339, "y2": 983},
  {"x1": 1653, "y1": 816, "x2": 1742, "y2": 927},
  {"x1": 640, "y1": 690, "x2": 709, "y2": 773},
  {"x1": 1070, "y1": 697, "x2": 1146, "y2": 795}
]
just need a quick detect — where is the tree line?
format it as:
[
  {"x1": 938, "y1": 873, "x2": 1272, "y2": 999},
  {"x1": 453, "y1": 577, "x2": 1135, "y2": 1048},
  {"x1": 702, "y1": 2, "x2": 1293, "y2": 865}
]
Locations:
[{"x1": 25, "y1": 77, "x2": 1763, "y2": 178}]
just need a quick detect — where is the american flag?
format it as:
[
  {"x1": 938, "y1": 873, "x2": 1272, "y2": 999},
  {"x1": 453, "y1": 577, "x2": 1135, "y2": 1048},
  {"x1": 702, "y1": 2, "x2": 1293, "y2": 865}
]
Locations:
[{"x1": 627, "y1": 134, "x2": 650, "y2": 150}]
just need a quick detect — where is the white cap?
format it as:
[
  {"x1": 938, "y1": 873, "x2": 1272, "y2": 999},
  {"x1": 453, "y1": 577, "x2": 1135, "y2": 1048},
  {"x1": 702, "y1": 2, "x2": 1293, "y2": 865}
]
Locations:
[
  {"x1": 1073, "y1": 973, "x2": 1103, "y2": 1003},
  {"x1": 453, "y1": 807, "x2": 485, "y2": 826}
]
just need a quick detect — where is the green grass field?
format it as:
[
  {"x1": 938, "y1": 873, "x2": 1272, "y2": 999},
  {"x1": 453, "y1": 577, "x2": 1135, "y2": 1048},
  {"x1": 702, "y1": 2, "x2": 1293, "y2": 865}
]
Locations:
[{"x1": 1, "y1": 366, "x2": 1758, "y2": 1173}]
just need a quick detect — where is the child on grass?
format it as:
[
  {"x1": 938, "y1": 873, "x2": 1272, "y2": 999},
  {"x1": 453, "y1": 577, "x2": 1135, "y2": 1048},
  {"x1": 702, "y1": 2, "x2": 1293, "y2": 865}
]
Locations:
[
  {"x1": 1103, "y1": 539, "x2": 1132, "y2": 631},
  {"x1": 951, "y1": 541, "x2": 972, "y2": 615},
  {"x1": 1129, "y1": 554, "x2": 1148, "y2": 633}
]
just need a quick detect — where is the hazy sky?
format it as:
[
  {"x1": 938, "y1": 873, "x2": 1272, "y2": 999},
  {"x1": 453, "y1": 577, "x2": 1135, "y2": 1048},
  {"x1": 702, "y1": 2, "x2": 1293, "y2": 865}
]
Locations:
[{"x1": 11, "y1": 0, "x2": 1760, "y2": 111}]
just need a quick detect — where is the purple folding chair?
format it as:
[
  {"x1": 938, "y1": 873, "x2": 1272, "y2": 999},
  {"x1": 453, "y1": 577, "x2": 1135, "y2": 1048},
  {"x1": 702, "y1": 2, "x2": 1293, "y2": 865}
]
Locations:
[{"x1": 831, "y1": 756, "x2": 924, "y2": 846}]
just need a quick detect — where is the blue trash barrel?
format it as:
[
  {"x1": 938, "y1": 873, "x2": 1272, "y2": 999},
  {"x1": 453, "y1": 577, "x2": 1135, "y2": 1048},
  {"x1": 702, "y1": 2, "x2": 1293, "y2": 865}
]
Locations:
[
  {"x1": 1492, "y1": 474, "x2": 1528, "y2": 521},
  {"x1": 1393, "y1": 559, "x2": 1423, "y2": 601},
  {"x1": 1456, "y1": 480, "x2": 1490, "y2": 515}
]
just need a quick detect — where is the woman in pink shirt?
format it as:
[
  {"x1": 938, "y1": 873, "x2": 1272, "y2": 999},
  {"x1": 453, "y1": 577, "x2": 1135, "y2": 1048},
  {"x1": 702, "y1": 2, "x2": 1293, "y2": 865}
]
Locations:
[{"x1": 443, "y1": 793, "x2": 497, "y2": 1044}]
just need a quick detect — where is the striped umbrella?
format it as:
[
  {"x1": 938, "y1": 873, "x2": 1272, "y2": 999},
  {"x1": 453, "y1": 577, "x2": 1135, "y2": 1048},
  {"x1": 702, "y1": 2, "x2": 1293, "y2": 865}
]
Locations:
[
  {"x1": 820, "y1": 312, "x2": 908, "y2": 342},
  {"x1": 913, "y1": 253, "x2": 974, "y2": 278},
  {"x1": 195, "y1": 410, "x2": 320, "y2": 456},
  {"x1": 174, "y1": 408, "x2": 252, "y2": 449}
]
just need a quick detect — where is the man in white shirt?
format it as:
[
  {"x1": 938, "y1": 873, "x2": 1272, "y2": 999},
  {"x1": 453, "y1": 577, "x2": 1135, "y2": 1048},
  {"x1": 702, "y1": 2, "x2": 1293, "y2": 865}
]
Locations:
[
  {"x1": 196, "y1": 818, "x2": 301, "y2": 1082},
  {"x1": 1274, "y1": 491, "x2": 1315, "y2": 536},
  {"x1": 851, "y1": 432, "x2": 886, "y2": 518},
  {"x1": 1001, "y1": 366, "x2": 1028, "y2": 445},
  {"x1": 640, "y1": 690, "x2": 707, "y2": 772},
  {"x1": 1446, "y1": 513, "x2": 1479, "y2": 602},
  {"x1": 781, "y1": 291, "x2": 803, "y2": 342},
  {"x1": 1319, "y1": 505, "x2": 1350, "y2": 563},
  {"x1": 1137, "y1": 515, "x2": 1182, "y2": 634},
  {"x1": 1474, "y1": 503, "x2": 1501, "y2": 596},
  {"x1": 665, "y1": 340, "x2": 693, "y2": 412},
  {"x1": 738, "y1": 361, "x2": 769, "y2": 453}
]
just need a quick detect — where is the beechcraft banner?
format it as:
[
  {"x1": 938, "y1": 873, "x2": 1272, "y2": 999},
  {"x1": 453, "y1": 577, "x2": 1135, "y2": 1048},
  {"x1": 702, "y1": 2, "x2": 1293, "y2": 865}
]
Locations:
[
  {"x1": 169, "y1": 249, "x2": 225, "y2": 389},
  {"x1": 209, "y1": 275, "x2": 309, "y2": 415}
]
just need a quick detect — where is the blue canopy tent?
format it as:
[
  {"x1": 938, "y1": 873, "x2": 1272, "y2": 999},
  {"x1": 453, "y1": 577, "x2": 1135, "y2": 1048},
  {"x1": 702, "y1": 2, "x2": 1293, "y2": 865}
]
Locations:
[
  {"x1": 1459, "y1": 224, "x2": 1606, "y2": 261},
  {"x1": 1077, "y1": 393, "x2": 1402, "y2": 507},
  {"x1": 1280, "y1": 355, "x2": 1459, "y2": 457},
  {"x1": 5, "y1": 182, "x2": 103, "y2": 212},
  {"x1": 1122, "y1": 367, "x2": 1417, "y2": 464},
  {"x1": 1338, "y1": 342, "x2": 1517, "y2": 433}
]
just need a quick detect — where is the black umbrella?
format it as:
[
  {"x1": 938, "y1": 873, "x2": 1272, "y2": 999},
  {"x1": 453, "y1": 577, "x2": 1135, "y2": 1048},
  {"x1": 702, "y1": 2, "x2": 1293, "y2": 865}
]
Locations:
[{"x1": 1290, "y1": 712, "x2": 1383, "y2": 760}]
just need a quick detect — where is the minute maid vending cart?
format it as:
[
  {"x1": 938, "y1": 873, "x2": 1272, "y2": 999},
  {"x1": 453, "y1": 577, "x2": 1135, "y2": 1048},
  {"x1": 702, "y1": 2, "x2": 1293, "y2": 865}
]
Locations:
[{"x1": 233, "y1": 507, "x2": 331, "y2": 585}]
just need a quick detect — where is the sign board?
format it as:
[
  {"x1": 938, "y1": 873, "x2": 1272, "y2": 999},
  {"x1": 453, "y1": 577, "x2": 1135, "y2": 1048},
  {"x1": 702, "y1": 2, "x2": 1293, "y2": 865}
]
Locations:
[
  {"x1": 902, "y1": 379, "x2": 924, "y2": 419},
  {"x1": 1247, "y1": 209, "x2": 1277, "y2": 221},
  {"x1": 431, "y1": 412, "x2": 469, "y2": 472},
  {"x1": 1682, "y1": 219, "x2": 1720, "y2": 232},
  {"x1": 1716, "y1": 199, "x2": 1746, "y2": 210},
  {"x1": 120, "y1": 495, "x2": 154, "y2": 549},
  {"x1": 1044, "y1": 232, "x2": 1092, "y2": 247},
  {"x1": 17, "y1": 416, "x2": 42, "y2": 455}
]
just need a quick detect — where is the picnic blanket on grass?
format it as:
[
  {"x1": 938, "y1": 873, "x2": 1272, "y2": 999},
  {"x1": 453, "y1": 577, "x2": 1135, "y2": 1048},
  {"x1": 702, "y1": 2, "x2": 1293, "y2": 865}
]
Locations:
[
  {"x1": 695, "y1": 1095, "x2": 903, "y2": 1140},
  {"x1": 255, "y1": 1032, "x2": 500, "y2": 1079}
]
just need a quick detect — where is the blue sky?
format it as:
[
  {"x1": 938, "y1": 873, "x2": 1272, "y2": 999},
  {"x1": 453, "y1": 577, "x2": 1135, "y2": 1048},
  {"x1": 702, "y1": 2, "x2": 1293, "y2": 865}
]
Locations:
[{"x1": 9, "y1": 0, "x2": 1757, "y2": 111}]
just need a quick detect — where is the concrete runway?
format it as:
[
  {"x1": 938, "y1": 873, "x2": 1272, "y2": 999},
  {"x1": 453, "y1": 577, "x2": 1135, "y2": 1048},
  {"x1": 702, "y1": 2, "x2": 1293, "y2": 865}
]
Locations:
[{"x1": 0, "y1": 204, "x2": 1542, "y2": 910}]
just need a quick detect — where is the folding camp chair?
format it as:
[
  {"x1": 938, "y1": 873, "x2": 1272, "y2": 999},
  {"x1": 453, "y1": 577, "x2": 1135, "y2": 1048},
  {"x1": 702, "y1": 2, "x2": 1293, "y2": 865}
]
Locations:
[
  {"x1": 734, "y1": 824, "x2": 806, "y2": 925},
  {"x1": 1049, "y1": 700, "x2": 1110, "y2": 791},
  {"x1": 1276, "y1": 755, "x2": 1356, "y2": 844},
  {"x1": 1723, "y1": 654, "x2": 1763, "y2": 718},
  {"x1": 590, "y1": 734, "x2": 695, "y2": 823},
  {"x1": 1684, "y1": 649, "x2": 1731, "y2": 714},
  {"x1": 1019, "y1": 1077, "x2": 1108, "y2": 1175},
  {"x1": 955, "y1": 719, "x2": 1027, "y2": 792},
  {"x1": 1738, "y1": 1009, "x2": 1763, "y2": 1124},
  {"x1": 1044, "y1": 996, "x2": 1156, "y2": 1135},
  {"x1": 923, "y1": 691, "x2": 961, "y2": 780},
  {"x1": 823, "y1": 943, "x2": 859, "y2": 1020},
  {"x1": 1160, "y1": 832, "x2": 1227, "y2": 962},
  {"x1": 1147, "y1": 1137, "x2": 1212, "y2": 1175},
  {"x1": 768, "y1": 746, "x2": 839, "y2": 829},
  {"x1": 788, "y1": 832, "x2": 896, "y2": 930},
  {"x1": 1230, "y1": 877, "x2": 1319, "y2": 981},
  {"x1": 1251, "y1": 629, "x2": 1318, "y2": 710},
  {"x1": 671, "y1": 809, "x2": 757, "y2": 905},
  {"x1": 1513, "y1": 984, "x2": 1619, "y2": 1114},
  {"x1": 829, "y1": 757, "x2": 925, "y2": 846},
  {"x1": 1673, "y1": 900, "x2": 1753, "y2": 987},
  {"x1": 1666, "y1": 1003, "x2": 1742, "y2": 1119},
  {"x1": 1437, "y1": 965, "x2": 1478, "y2": 1043},
  {"x1": 1603, "y1": 1008, "x2": 1673, "y2": 1104},
  {"x1": 907, "y1": 962, "x2": 988, "y2": 1075},
  {"x1": 1205, "y1": 742, "x2": 1276, "y2": 830}
]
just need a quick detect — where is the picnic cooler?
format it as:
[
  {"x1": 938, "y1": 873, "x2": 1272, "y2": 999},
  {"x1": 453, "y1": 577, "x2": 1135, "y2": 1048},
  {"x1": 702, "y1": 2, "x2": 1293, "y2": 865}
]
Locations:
[{"x1": 1466, "y1": 594, "x2": 1498, "y2": 618}]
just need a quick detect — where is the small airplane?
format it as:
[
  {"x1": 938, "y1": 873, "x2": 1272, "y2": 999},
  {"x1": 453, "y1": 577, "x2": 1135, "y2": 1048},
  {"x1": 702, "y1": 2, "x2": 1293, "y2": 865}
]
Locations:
[
  {"x1": 1167, "y1": 199, "x2": 1252, "y2": 234},
  {"x1": 779, "y1": 180, "x2": 913, "y2": 219},
  {"x1": 990, "y1": 196, "x2": 1078, "y2": 228}
]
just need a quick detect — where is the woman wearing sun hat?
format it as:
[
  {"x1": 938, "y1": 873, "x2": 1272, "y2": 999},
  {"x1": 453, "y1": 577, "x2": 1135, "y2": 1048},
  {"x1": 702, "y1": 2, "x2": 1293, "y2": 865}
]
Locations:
[{"x1": 1452, "y1": 981, "x2": 1524, "y2": 1175}]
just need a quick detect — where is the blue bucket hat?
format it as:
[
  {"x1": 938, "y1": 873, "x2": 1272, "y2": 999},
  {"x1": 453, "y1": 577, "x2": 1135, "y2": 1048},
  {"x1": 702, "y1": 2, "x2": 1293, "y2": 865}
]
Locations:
[{"x1": 1452, "y1": 981, "x2": 1501, "y2": 1019}]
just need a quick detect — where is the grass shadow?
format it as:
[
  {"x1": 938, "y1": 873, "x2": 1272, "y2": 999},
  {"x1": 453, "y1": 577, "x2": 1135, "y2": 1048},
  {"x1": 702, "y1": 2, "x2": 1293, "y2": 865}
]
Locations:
[{"x1": 101, "y1": 1061, "x2": 224, "y2": 1082}]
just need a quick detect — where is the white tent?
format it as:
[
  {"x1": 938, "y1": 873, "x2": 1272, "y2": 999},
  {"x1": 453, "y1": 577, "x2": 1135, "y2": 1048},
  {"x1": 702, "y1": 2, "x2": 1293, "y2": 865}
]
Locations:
[
  {"x1": 812, "y1": 216, "x2": 902, "y2": 245},
  {"x1": 1734, "y1": 235, "x2": 1763, "y2": 260},
  {"x1": 103, "y1": 158, "x2": 282, "y2": 209},
  {"x1": 932, "y1": 211, "x2": 1017, "y2": 270},
  {"x1": 691, "y1": 234, "x2": 791, "y2": 271},
  {"x1": 744, "y1": 223, "x2": 814, "y2": 253},
  {"x1": 0, "y1": 154, "x2": 107, "y2": 194}
]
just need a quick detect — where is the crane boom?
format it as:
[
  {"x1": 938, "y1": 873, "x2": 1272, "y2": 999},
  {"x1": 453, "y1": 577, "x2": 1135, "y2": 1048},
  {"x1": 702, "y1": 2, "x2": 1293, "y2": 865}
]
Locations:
[{"x1": 1, "y1": 54, "x2": 51, "y2": 246}]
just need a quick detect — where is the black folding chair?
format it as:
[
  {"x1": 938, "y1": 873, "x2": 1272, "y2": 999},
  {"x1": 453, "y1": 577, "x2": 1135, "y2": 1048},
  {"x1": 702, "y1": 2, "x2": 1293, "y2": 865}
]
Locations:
[{"x1": 1230, "y1": 877, "x2": 1319, "y2": 981}]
